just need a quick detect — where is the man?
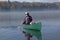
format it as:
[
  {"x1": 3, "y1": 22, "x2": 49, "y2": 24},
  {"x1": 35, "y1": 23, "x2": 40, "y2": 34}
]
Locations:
[
  {"x1": 23, "y1": 12, "x2": 33, "y2": 40},
  {"x1": 23, "y1": 12, "x2": 32, "y2": 25}
]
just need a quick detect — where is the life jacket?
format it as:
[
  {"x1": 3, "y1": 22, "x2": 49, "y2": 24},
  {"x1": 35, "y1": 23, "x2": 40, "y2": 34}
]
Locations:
[
  {"x1": 23, "y1": 16, "x2": 32, "y2": 24},
  {"x1": 28, "y1": 16, "x2": 32, "y2": 22}
]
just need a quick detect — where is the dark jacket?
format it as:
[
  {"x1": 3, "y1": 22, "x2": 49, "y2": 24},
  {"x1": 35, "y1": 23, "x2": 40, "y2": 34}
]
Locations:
[{"x1": 23, "y1": 15, "x2": 32, "y2": 24}]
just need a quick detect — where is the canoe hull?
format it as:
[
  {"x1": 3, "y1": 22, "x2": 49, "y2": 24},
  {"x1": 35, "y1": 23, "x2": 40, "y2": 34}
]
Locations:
[{"x1": 23, "y1": 22, "x2": 41, "y2": 30}]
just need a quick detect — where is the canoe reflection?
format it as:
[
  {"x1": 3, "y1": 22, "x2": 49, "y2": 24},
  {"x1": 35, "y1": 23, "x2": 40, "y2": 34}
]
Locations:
[{"x1": 22, "y1": 29, "x2": 42, "y2": 40}]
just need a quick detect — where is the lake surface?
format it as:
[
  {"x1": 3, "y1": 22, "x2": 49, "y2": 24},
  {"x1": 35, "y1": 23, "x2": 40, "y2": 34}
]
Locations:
[{"x1": 0, "y1": 10, "x2": 60, "y2": 40}]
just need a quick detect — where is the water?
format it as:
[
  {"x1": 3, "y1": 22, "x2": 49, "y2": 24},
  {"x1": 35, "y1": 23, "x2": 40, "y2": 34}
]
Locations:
[{"x1": 0, "y1": 10, "x2": 60, "y2": 40}]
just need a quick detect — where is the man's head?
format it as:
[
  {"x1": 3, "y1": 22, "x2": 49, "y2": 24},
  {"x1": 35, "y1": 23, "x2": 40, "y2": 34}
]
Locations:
[{"x1": 25, "y1": 12, "x2": 29, "y2": 16}]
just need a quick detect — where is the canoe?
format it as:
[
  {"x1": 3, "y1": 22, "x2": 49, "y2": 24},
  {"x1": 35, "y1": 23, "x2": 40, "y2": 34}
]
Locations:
[
  {"x1": 23, "y1": 29, "x2": 42, "y2": 40},
  {"x1": 23, "y1": 22, "x2": 41, "y2": 30}
]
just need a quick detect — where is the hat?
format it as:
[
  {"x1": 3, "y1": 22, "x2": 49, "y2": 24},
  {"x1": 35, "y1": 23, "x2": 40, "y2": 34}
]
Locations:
[{"x1": 25, "y1": 12, "x2": 29, "y2": 15}]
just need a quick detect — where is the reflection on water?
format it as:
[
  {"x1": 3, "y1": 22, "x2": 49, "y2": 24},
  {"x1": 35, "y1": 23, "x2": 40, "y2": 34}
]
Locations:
[{"x1": 22, "y1": 29, "x2": 42, "y2": 40}]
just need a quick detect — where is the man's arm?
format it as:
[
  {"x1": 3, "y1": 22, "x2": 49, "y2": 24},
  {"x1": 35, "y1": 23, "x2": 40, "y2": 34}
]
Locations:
[{"x1": 23, "y1": 17, "x2": 26, "y2": 24}]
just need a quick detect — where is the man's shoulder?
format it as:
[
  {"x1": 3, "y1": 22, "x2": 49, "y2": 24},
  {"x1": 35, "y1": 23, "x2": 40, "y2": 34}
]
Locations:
[{"x1": 29, "y1": 16, "x2": 32, "y2": 17}]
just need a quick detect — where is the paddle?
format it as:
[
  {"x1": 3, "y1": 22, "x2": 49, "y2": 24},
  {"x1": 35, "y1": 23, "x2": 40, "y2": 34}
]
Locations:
[{"x1": 17, "y1": 21, "x2": 23, "y2": 29}]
